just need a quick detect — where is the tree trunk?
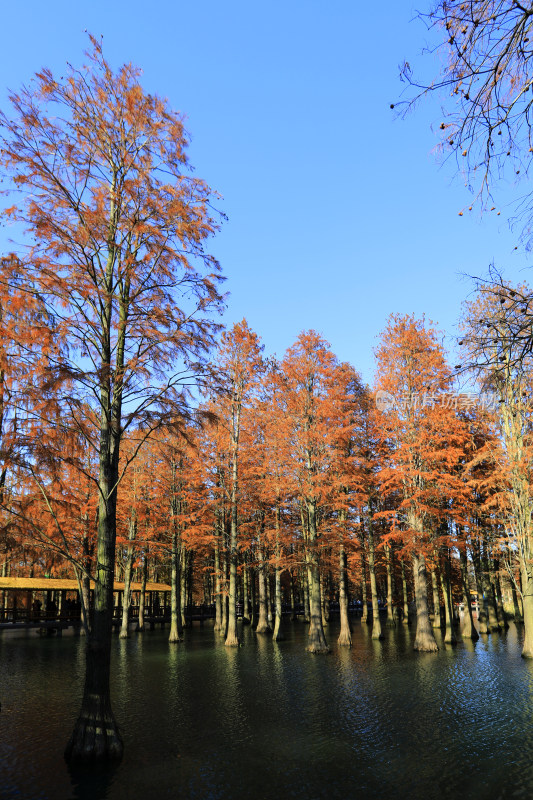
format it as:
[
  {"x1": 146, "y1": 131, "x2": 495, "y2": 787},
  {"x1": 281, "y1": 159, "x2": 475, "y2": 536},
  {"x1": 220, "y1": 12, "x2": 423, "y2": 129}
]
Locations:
[
  {"x1": 242, "y1": 562, "x2": 251, "y2": 625},
  {"x1": 303, "y1": 568, "x2": 311, "y2": 623},
  {"x1": 367, "y1": 522, "x2": 383, "y2": 641},
  {"x1": 168, "y1": 526, "x2": 183, "y2": 643},
  {"x1": 481, "y1": 550, "x2": 500, "y2": 632},
  {"x1": 119, "y1": 513, "x2": 136, "y2": 639},
  {"x1": 272, "y1": 566, "x2": 283, "y2": 641},
  {"x1": 250, "y1": 567, "x2": 257, "y2": 628},
  {"x1": 306, "y1": 557, "x2": 329, "y2": 654},
  {"x1": 225, "y1": 391, "x2": 241, "y2": 648},
  {"x1": 136, "y1": 555, "x2": 147, "y2": 632},
  {"x1": 471, "y1": 544, "x2": 489, "y2": 634},
  {"x1": 460, "y1": 550, "x2": 478, "y2": 641},
  {"x1": 65, "y1": 459, "x2": 123, "y2": 759},
  {"x1": 512, "y1": 580, "x2": 523, "y2": 622},
  {"x1": 520, "y1": 567, "x2": 533, "y2": 658},
  {"x1": 439, "y1": 563, "x2": 456, "y2": 645},
  {"x1": 305, "y1": 499, "x2": 329, "y2": 653},
  {"x1": 384, "y1": 543, "x2": 396, "y2": 628},
  {"x1": 214, "y1": 540, "x2": 223, "y2": 633},
  {"x1": 337, "y1": 540, "x2": 352, "y2": 646},
  {"x1": 273, "y1": 506, "x2": 284, "y2": 641},
  {"x1": 413, "y1": 553, "x2": 439, "y2": 652},
  {"x1": 256, "y1": 549, "x2": 271, "y2": 634},
  {"x1": 361, "y1": 551, "x2": 369, "y2": 624},
  {"x1": 180, "y1": 549, "x2": 187, "y2": 629},
  {"x1": 431, "y1": 569, "x2": 441, "y2": 629},
  {"x1": 320, "y1": 572, "x2": 328, "y2": 628},
  {"x1": 401, "y1": 557, "x2": 409, "y2": 625},
  {"x1": 290, "y1": 573, "x2": 297, "y2": 621},
  {"x1": 492, "y1": 562, "x2": 509, "y2": 629}
]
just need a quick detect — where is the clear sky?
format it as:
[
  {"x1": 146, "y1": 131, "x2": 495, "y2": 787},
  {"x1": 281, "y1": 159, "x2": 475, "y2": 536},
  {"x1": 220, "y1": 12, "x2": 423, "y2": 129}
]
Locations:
[{"x1": 0, "y1": 1, "x2": 530, "y2": 384}]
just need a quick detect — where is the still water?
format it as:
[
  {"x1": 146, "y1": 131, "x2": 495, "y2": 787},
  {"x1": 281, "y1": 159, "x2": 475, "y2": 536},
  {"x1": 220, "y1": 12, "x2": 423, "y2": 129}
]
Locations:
[{"x1": 1, "y1": 618, "x2": 532, "y2": 800}]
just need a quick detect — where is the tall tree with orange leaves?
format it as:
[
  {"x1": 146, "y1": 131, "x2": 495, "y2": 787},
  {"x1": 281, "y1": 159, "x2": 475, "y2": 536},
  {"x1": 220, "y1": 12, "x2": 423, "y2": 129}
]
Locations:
[
  {"x1": 209, "y1": 320, "x2": 264, "y2": 647},
  {"x1": 375, "y1": 314, "x2": 464, "y2": 652},
  {"x1": 0, "y1": 39, "x2": 224, "y2": 759},
  {"x1": 280, "y1": 331, "x2": 350, "y2": 654}
]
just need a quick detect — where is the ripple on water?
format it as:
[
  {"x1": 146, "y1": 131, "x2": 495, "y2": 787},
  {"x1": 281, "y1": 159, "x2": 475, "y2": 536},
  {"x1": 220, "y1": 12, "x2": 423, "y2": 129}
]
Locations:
[{"x1": 1, "y1": 621, "x2": 533, "y2": 800}]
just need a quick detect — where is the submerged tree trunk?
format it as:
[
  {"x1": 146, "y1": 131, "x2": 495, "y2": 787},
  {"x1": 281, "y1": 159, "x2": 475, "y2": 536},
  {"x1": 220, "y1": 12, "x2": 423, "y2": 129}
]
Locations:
[
  {"x1": 256, "y1": 547, "x2": 271, "y2": 634},
  {"x1": 290, "y1": 573, "x2": 297, "y2": 621},
  {"x1": 242, "y1": 562, "x2": 251, "y2": 625},
  {"x1": 180, "y1": 549, "x2": 188, "y2": 629},
  {"x1": 249, "y1": 567, "x2": 257, "y2": 628},
  {"x1": 366, "y1": 521, "x2": 383, "y2": 641},
  {"x1": 384, "y1": 543, "x2": 396, "y2": 628},
  {"x1": 136, "y1": 554, "x2": 147, "y2": 632},
  {"x1": 221, "y1": 554, "x2": 228, "y2": 638},
  {"x1": 512, "y1": 580, "x2": 523, "y2": 622},
  {"x1": 65, "y1": 457, "x2": 123, "y2": 759},
  {"x1": 168, "y1": 526, "x2": 183, "y2": 643},
  {"x1": 320, "y1": 572, "x2": 328, "y2": 628},
  {"x1": 431, "y1": 569, "x2": 441, "y2": 629},
  {"x1": 225, "y1": 393, "x2": 241, "y2": 649},
  {"x1": 266, "y1": 570, "x2": 273, "y2": 627},
  {"x1": 481, "y1": 550, "x2": 500, "y2": 632},
  {"x1": 520, "y1": 568, "x2": 533, "y2": 658},
  {"x1": 119, "y1": 512, "x2": 136, "y2": 639},
  {"x1": 492, "y1": 562, "x2": 509, "y2": 630},
  {"x1": 460, "y1": 550, "x2": 478, "y2": 641},
  {"x1": 305, "y1": 500, "x2": 329, "y2": 654},
  {"x1": 439, "y1": 563, "x2": 456, "y2": 645},
  {"x1": 273, "y1": 506, "x2": 284, "y2": 641},
  {"x1": 168, "y1": 459, "x2": 183, "y2": 644},
  {"x1": 413, "y1": 553, "x2": 439, "y2": 653},
  {"x1": 214, "y1": 539, "x2": 223, "y2": 633},
  {"x1": 471, "y1": 544, "x2": 489, "y2": 634},
  {"x1": 338, "y1": 540, "x2": 352, "y2": 646},
  {"x1": 401, "y1": 557, "x2": 409, "y2": 625},
  {"x1": 303, "y1": 568, "x2": 311, "y2": 623},
  {"x1": 78, "y1": 515, "x2": 93, "y2": 637},
  {"x1": 361, "y1": 551, "x2": 369, "y2": 624}
]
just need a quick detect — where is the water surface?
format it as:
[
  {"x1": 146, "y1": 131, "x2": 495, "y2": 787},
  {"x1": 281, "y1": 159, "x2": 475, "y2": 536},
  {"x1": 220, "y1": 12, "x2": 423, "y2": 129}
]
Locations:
[{"x1": 1, "y1": 619, "x2": 532, "y2": 799}]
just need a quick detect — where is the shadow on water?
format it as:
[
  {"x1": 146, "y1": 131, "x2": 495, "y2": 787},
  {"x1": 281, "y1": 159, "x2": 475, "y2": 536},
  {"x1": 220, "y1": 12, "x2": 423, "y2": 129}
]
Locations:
[
  {"x1": 2, "y1": 619, "x2": 533, "y2": 799},
  {"x1": 67, "y1": 760, "x2": 118, "y2": 800}
]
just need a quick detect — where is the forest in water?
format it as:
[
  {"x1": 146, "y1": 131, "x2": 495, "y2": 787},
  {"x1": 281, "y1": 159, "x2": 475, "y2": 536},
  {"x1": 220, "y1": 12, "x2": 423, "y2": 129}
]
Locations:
[{"x1": 2, "y1": 1, "x2": 533, "y2": 770}]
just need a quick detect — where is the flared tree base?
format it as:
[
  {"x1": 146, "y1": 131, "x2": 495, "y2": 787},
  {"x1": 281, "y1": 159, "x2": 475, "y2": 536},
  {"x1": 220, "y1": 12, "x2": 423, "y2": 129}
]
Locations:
[
  {"x1": 306, "y1": 624, "x2": 330, "y2": 654},
  {"x1": 337, "y1": 631, "x2": 352, "y2": 647},
  {"x1": 65, "y1": 694, "x2": 123, "y2": 762},
  {"x1": 306, "y1": 642, "x2": 331, "y2": 654},
  {"x1": 225, "y1": 632, "x2": 240, "y2": 647},
  {"x1": 255, "y1": 623, "x2": 271, "y2": 634},
  {"x1": 413, "y1": 634, "x2": 439, "y2": 652}
]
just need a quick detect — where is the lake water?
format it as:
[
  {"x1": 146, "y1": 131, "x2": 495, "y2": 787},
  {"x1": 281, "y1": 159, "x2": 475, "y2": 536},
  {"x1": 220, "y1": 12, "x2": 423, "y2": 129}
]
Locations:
[{"x1": 1, "y1": 618, "x2": 533, "y2": 800}]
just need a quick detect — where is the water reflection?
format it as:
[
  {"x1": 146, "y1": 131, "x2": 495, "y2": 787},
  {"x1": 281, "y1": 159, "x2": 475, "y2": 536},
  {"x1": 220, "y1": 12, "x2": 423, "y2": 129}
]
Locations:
[{"x1": 2, "y1": 621, "x2": 533, "y2": 799}]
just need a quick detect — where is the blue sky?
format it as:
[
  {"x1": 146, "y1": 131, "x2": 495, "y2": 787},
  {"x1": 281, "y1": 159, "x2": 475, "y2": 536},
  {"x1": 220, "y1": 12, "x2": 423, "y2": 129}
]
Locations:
[{"x1": 1, "y1": 1, "x2": 530, "y2": 384}]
